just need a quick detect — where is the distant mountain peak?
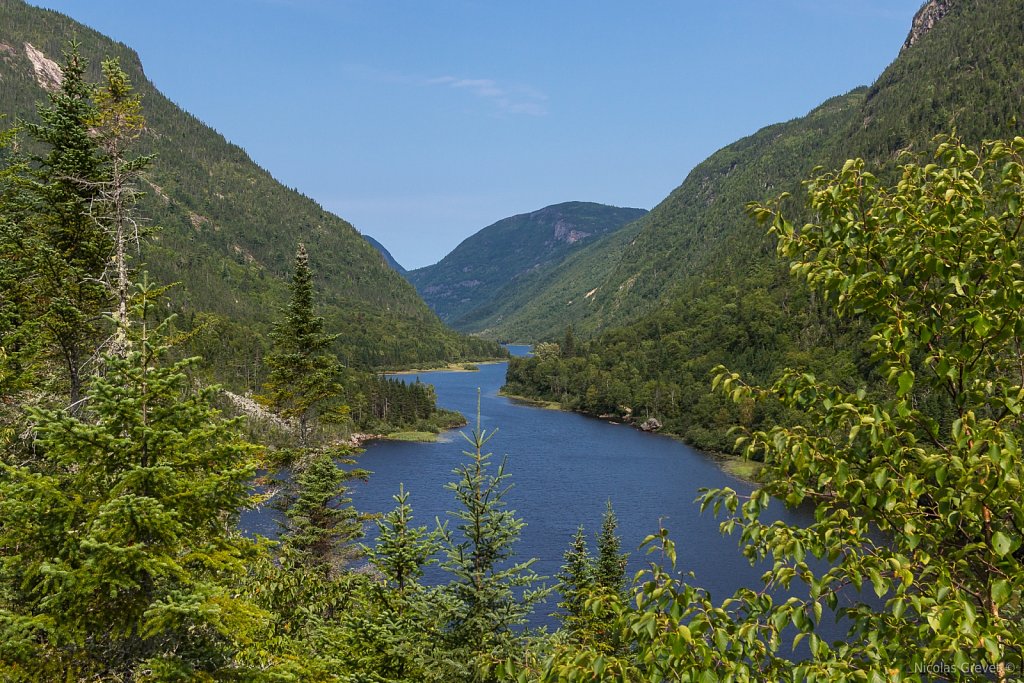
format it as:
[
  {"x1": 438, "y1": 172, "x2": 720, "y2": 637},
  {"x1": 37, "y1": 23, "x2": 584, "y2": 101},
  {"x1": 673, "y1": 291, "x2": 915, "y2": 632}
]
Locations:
[
  {"x1": 902, "y1": 0, "x2": 955, "y2": 52},
  {"x1": 362, "y1": 234, "x2": 407, "y2": 275},
  {"x1": 408, "y1": 201, "x2": 647, "y2": 327}
]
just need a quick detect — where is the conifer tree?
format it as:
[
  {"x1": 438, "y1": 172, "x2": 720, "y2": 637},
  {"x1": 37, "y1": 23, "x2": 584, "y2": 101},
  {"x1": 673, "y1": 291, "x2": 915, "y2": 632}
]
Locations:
[
  {"x1": 260, "y1": 243, "x2": 343, "y2": 446},
  {"x1": 21, "y1": 45, "x2": 109, "y2": 407},
  {"x1": 256, "y1": 455, "x2": 365, "y2": 674},
  {"x1": 440, "y1": 400, "x2": 547, "y2": 680},
  {"x1": 367, "y1": 483, "x2": 441, "y2": 595},
  {"x1": 594, "y1": 500, "x2": 628, "y2": 598},
  {"x1": 278, "y1": 450, "x2": 365, "y2": 576},
  {"x1": 561, "y1": 325, "x2": 577, "y2": 358},
  {"x1": 554, "y1": 526, "x2": 594, "y2": 636},
  {"x1": 91, "y1": 57, "x2": 151, "y2": 354},
  {"x1": 0, "y1": 283, "x2": 265, "y2": 680},
  {"x1": 552, "y1": 505, "x2": 627, "y2": 648},
  {"x1": 0, "y1": 126, "x2": 39, "y2": 444},
  {"x1": 325, "y1": 485, "x2": 446, "y2": 682}
]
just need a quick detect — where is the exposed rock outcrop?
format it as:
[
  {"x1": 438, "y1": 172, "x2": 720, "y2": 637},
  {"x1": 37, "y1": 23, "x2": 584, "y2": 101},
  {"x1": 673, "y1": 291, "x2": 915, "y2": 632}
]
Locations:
[
  {"x1": 553, "y1": 218, "x2": 591, "y2": 244},
  {"x1": 640, "y1": 417, "x2": 662, "y2": 432},
  {"x1": 346, "y1": 432, "x2": 384, "y2": 447},
  {"x1": 902, "y1": 0, "x2": 954, "y2": 53},
  {"x1": 24, "y1": 42, "x2": 61, "y2": 91},
  {"x1": 221, "y1": 390, "x2": 291, "y2": 430}
]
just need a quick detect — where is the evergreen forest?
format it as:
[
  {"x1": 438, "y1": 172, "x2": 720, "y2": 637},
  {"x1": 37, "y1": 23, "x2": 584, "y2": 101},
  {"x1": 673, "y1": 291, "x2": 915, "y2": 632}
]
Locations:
[
  {"x1": 1, "y1": 0, "x2": 1024, "y2": 680},
  {"x1": 497, "y1": 0, "x2": 1024, "y2": 454},
  {"x1": 0, "y1": 0, "x2": 505, "y2": 387}
]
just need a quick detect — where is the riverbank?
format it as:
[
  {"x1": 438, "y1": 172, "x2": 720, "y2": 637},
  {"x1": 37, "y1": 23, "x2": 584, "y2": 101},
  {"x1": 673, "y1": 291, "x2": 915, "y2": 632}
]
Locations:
[
  {"x1": 388, "y1": 360, "x2": 505, "y2": 375},
  {"x1": 499, "y1": 389, "x2": 566, "y2": 410},
  {"x1": 499, "y1": 390, "x2": 762, "y2": 483},
  {"x1": 346, "y1": 428, "x2": 454, "y2": 447},
  {"x1": 384, "y1": 430, "x2": 441, "y2": 442},
  {"x1": 713, "y1": 453, "x2": 763, "y2": 481},
  {"x1": 343, "y1": 409, "x2": 468, "y2": 447}
]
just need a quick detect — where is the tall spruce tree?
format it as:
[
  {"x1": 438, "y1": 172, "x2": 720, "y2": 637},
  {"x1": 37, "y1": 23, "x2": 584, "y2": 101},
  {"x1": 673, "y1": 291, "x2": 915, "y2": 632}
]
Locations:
[
  {"x1": 278, "y1": 450, "x2": 365, "y2": 576},
  {"x1": 255, "y1": 451, "x2": 366, "y2": 679},
  {"x1": 554, "y1": 526, "x2": 594, "y2": 637},
  {"x1": 259, "y1": 243, "x2": 343, "y2": 446},
  {"x1": 325, "y1": 485, "x2": 447, "y2": 682},
  {"x1": 552, "y1": 504, "x2": 628, "y2": 648},
  {"x1": 0, "y1": 283, "x2": 265, "y2": 680},
  {"x1": 440, "y1": 400, "x2": 547, "y2": 681},
  {"x1": 22, "y1": 45, "x2": 109, "y2": 408},
  {"x1": 367, "y1": 483, "x2": 441, "y2": 595},
  {"x1": 91, "y1": 57, "x2": 151, "y2": 354},
  {"x1": 594, "y1": 500, "x2": 628, "y2": 598}
]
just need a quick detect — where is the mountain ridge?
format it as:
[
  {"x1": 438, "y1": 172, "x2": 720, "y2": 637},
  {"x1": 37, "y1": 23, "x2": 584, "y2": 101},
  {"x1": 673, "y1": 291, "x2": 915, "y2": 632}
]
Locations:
[
  {"x1": 407, "y1": 201, "x2": 646, "y2": 330},
  {"x1": 0, "y1": 0, "x2": 502, "y2": 383},
  {"x1": 502, "y1": 0, "x2": 1024, "y2": 451},
  {"x1": 362, "y1": 234, "x2": 407, "y2": 276},
  {"x1": 490, "y1": 0, "x2": 1021, "y2": 344}
]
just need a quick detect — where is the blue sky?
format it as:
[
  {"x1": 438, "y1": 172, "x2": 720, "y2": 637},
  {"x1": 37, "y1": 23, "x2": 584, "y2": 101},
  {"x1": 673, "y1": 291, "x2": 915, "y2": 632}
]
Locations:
[{"x1": 31, "y1": 0, "x2": 924, "y2": 269}]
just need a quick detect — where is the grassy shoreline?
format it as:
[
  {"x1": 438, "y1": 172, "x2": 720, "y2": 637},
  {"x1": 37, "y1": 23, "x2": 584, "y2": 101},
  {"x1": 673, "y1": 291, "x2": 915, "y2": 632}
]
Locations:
[
  {"x1": 387, "y1": 360, "x2": 506, "y2": 375},
  {"x1": 712, "y1": 453, "x2": 764, "y2": 482},
  {"x1": 384, "y1": 430, "x2": 441, "y2": 442},
  {"x1": 498, "y1": 389, "x2": 566, "y2": 410}
]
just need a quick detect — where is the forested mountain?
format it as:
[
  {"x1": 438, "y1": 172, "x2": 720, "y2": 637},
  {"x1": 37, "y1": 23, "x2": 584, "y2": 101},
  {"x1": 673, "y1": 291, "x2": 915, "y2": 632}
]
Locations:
[
  {"x1": 406, "y1": 201, "x2": 646, "y2": 330},
  {"x1": 4, "y1": 0, "x2": 1023, "y2": 678},
  {"x1": 0, "y1": 0, "x2": 501, "y2": 385},
  {"x1": 363, "y1": 234, "x2": 407, "y2": 276},
  {"x1": 504, "y1": 0, "x2": 1024, "y2": 451}
]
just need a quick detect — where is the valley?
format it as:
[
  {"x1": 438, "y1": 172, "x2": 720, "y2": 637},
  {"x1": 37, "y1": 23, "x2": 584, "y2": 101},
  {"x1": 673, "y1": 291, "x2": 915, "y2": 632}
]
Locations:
[{"x1": 2, "y1": 0, "x2": 1023, "y2": 680}]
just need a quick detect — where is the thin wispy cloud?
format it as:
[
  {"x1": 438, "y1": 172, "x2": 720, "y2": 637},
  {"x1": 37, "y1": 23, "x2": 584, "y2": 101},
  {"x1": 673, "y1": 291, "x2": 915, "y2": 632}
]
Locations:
[
  {"x1": 341, "y1": 64, "x2": 549, "y2": 116},
  {"x1": 426, "y1": 75, "x2": 548, "y2": 116}
]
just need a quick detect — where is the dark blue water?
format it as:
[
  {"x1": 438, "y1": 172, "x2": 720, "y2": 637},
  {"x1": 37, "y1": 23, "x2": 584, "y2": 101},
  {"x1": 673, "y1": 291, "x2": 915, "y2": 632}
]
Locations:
[
  {"x1": 351, "y1": 346, "x2": 819, "y2": 610},
  {"x1": 241, "y1": 345, "x2": 862, "y2": 642}
]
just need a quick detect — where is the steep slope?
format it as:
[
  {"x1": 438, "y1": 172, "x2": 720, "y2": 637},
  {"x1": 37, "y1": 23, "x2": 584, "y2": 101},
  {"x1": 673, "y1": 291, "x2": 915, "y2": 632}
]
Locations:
[
  {"x1": 0, "y1": 0, "x2": 501, "y2": 383},
  {"x1": 504, "y1": 0, "x2": 1024, "y2": 450},
  {"x1": 487, "y1": 90, "x2": 866, "y2": 341},
  {"x1": 362, "y1": 234, "x2": 407, "y2": 276},
  {"x1": 406, "y1": 202, "x2": 646, "y2": 329},
  {"x1": 462, "y1": 219, "x2": 646, "y2": 341},
  {"x1": 494, "y1": 0, "x2": 1024, "y2": 343}
]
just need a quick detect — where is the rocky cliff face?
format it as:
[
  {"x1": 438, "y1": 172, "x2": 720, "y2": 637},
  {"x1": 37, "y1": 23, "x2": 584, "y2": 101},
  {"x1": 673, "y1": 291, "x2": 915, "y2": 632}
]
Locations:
[
  {"x1": 552, "y1": 217, "x2": 590, "y2": 245},
  {"x1": 23, "y1": 42, "x2": 62, "y2": 91},
  {"x1": 902, "y1": 0, "x2": 955, "y2": 52}
]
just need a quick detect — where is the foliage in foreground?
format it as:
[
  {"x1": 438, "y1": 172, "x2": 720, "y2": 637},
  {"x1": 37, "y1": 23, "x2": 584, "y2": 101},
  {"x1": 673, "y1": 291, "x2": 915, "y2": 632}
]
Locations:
[
  {"x1": 508, "y1": 136, "x2": 1024, "y2": 681},
  {"x1": 0, "y1": 285, "x2": 267, "y2": 680},
  {"x1": 4, "y1": 31, "x2": 1024, "y2": 683}
]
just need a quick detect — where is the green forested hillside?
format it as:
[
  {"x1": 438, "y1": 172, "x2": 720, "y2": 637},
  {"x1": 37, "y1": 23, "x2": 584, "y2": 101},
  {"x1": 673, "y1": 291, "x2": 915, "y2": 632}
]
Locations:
[
  {"x1": 406, "y1": 201, "x2": 646, "y2": 330},
  {"x1": 363, "y1": 234, "x2": 408, "y2": 276},
  {"x1": 504, "y1": 0, "x2": 1024, "y2": 451},
  {"x1": 3, "y1": 0, "x2": 1023, "y2": 678},
  {"x1": 0, "y1": 0, "x2": 501, "y2": 386}
]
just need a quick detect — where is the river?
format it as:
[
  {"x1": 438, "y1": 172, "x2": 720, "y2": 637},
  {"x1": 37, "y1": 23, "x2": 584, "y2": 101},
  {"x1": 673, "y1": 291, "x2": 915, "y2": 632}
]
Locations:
[
  {"x1": 349, "y1": 346, "x2": 824, "y2": 616},
  {"x1": 239, "y1": 346, "x2": 858, "y2": 638}
]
